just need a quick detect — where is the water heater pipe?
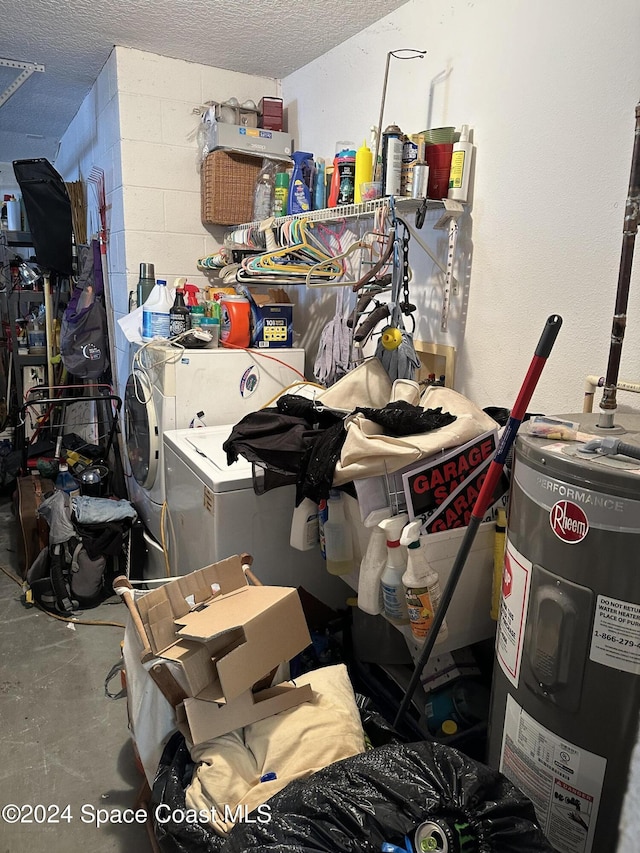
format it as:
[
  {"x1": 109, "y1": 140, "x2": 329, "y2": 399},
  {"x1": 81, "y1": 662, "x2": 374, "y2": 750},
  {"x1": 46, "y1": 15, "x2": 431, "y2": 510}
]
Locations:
[
  {"x1": 583, "y1": 374, "x2": 640, "y2": 413},
  {"x1": 598, "y1": 101, "x2": 640, "y2": 428},
  {"x1": 394, "y1": 314, "x2": 563, "y2": 729}
]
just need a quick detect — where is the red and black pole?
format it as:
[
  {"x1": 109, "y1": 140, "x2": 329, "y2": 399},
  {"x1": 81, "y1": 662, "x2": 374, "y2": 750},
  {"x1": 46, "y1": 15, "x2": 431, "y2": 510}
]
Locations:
[{"x1": 394, "y1": 314, "x2": 563, "y2": 729}]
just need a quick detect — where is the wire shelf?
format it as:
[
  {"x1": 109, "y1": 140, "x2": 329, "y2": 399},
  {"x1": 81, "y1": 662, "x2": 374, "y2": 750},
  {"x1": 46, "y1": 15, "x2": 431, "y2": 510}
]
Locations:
[{"x1": 224, "y1": 196, "x2": 442, "y2": 239}]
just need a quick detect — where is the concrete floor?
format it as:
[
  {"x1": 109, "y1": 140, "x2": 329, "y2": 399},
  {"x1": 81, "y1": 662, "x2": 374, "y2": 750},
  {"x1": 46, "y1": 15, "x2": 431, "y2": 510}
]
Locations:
[{"x1": 0, "y1": 489, "x2": 152, "y2": 852}]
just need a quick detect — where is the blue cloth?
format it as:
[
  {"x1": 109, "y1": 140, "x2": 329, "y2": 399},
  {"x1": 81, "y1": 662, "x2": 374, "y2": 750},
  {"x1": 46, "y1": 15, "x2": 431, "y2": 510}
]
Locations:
[{"x1": 71, "y1": 496, "x2": 137, "y2": 525}]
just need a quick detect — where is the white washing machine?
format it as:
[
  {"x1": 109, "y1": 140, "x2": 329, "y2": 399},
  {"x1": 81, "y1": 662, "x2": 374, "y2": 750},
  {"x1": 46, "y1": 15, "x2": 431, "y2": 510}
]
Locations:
[
  {"x1": 163, "y1": 425, "x2": 349, "y2": 609},
  {"x1": 124, "y1": 344, "x2": 305, "y2": 546}
]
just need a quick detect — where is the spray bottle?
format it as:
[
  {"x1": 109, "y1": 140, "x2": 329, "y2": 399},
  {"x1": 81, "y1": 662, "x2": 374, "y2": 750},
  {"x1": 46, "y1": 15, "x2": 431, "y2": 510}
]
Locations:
[
  {"x1": 357, "y1": 508, "x2": 392, "y2": 615},
  {"x1": 400, "y1": 519, "x2": 449, "y2": 644},
  {"x1": 379, "y1": 514, "x2": 410, "y2": 624},
  {"x1": 287, "y1": 151, "x2": 313, "y2": 215}
]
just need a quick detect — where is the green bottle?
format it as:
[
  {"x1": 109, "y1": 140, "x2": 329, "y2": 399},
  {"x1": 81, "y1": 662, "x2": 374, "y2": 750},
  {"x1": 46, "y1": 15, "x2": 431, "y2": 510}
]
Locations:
[{"x1": 272, "y1": 172, "x2": 289, "y2": 218}]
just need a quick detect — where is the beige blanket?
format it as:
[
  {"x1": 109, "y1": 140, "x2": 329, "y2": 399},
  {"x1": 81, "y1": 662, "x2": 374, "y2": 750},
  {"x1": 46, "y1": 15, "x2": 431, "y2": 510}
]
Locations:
[{"x1": 185, "y1": 664, "x2": 365, "y2": 836}]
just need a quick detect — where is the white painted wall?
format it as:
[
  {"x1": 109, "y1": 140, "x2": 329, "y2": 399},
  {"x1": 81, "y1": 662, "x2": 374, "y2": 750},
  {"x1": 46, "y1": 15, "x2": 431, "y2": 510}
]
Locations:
[
  {"x1": 56, "y1": 46, "x2": 279, "y2": 393},
  {"x1": 283, "y1": 0, "x2": 640, "y2": 417}
]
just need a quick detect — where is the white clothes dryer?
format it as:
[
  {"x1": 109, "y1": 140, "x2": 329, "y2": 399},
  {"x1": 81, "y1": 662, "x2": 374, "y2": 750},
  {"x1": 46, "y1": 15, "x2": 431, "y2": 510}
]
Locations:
[
  {"x1": 124, "y1": 343, "x2": 305, "y2": 544},
  {"x1": 163, "y1": 425, "x2": 349, "y2": 609}
]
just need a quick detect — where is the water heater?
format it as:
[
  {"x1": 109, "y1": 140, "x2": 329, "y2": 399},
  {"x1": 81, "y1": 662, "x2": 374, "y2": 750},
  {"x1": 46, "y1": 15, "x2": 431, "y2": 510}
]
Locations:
[{"x1": 488, "y1": 412, "x2": 640, "y2": 853}]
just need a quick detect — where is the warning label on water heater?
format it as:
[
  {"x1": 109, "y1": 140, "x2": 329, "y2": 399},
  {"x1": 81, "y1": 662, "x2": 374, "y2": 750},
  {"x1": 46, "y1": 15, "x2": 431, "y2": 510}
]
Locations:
[
  {"x1": 500, "y1": 695, "x2": 606, "y2": 853},
  {"x1": 590, "y1": 594, "x2": 640, "y2": 675},
  {"x1": 496, "y1": 539, "x2": 532, "y2": 688}
]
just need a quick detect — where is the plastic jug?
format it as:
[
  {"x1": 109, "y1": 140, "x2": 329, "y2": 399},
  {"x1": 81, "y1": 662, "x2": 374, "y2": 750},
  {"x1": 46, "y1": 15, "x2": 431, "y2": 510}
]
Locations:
[
  {"x1": 141, "y1": 279, "x2": 172, "y2": 341},
  {"x1": 220, "y1": 294, "x2": 251, "y2": 348}
]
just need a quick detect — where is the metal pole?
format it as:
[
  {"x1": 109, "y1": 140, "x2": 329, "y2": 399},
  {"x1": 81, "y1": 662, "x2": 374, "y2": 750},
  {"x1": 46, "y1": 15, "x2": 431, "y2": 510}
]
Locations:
[
  {"x1": 394, "y1": 314, "x2": 562, "y2": 730},
  {"x1": 42, "y1": 272, "x2": 55, "y2": 391},
  {"x1": 598, "y1": 101, "x2": 640, "y2": 428}
]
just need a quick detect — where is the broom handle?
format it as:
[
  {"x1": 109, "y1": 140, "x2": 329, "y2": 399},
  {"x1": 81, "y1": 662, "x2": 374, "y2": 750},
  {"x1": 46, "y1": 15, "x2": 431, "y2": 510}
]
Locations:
[{"x1": 394, "y1": 314, "x2": 562, "y2": 729}]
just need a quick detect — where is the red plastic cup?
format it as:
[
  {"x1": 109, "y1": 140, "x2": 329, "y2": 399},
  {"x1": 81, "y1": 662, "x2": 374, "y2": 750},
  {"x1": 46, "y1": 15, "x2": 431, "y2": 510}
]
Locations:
[{"x1": 425, "y1": 143, "x2": 454, "y2": 200}]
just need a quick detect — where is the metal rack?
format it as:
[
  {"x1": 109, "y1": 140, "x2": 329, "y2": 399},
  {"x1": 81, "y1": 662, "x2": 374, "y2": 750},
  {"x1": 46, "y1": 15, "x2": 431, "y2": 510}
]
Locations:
[{"x1": 223, "y1": 196, "x2": 439, "y2": 242}]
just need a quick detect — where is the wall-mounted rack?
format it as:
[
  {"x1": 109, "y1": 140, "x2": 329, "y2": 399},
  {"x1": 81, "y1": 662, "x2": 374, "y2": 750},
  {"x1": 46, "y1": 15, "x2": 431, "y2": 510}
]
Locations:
[{"x1": 225, "y1": 196, "x2": 446, "y2": 236}]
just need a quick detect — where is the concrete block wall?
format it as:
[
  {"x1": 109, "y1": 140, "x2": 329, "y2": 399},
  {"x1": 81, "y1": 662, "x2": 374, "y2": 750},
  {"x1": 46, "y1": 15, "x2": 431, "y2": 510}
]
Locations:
[{"x1": 57, "y1": 46, "x2": 279, "y2": 394}]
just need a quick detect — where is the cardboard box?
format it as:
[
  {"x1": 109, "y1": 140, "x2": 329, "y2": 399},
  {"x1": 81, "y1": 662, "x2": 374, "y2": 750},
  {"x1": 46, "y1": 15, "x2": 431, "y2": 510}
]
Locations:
[
  {"x1": 207, "y1": 120, "x2": 292, "y2": 161},
  {"x1": 248, "y1": 290, "x2": 294, "y2": 348},
  {"x1": 177, "y1": 682, "x2": 314, "y2": 743},
  {"x1": 134, "y1": 556, "x2": 313, "y2": 740},
  {"x1": 174, "y1": 585, "x2": 310, "y2": 703}
]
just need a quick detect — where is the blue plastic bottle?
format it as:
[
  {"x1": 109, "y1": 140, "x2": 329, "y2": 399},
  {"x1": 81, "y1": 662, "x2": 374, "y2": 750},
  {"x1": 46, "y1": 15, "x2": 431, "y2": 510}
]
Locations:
[
  {"x1": 56, "y1": 462, "x2": 80, "y2": 497},
  {"x1": 313, "y1": 159, "x2": 326, "y2": 210},
  {"x1": 287, "y1": 151, "x2": 313, "y2": 215}
]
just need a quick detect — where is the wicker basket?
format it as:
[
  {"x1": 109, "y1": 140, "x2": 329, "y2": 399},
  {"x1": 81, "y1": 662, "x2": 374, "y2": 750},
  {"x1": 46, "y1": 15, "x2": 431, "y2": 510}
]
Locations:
[{"x1": 201, "y1": 150, "x2": 262, "y2": 226}]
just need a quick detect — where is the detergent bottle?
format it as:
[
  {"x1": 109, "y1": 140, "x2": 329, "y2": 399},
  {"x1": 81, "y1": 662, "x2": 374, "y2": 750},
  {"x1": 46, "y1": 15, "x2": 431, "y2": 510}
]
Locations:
[
  {"x1": 220, "y1": 293, "x2": 251, "y2": 348},
  {"x1": 379, "y1": 514, "x2": 410, "y2": 624},
  {"x1": 400, "y1": 519, "x2": 449, "y2": 643},
  {"x1": 287, "y1": 151, "x2": 313, "y2": 215},
  {"x1": 324, "y1": 490, "x2": 353, "y2": 575}
]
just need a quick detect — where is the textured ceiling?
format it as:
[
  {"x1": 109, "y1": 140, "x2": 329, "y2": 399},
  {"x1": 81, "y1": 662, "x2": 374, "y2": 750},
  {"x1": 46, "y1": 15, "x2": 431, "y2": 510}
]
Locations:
[{"x1": 0, "y1": 0, "x2": 408, "y2": 164}]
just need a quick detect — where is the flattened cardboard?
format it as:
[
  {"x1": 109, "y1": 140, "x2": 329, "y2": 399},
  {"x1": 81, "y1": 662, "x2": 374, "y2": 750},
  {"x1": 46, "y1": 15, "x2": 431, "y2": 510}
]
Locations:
[
  {"x1": 174, "y1": 586, "x2": 311, "y2": 702},
  {"x1": 136, "y1": 555, "x2": 248, "y2": 655},
  {"x1": 178, "y1": 682, "x2": 314, "y2": 743}
]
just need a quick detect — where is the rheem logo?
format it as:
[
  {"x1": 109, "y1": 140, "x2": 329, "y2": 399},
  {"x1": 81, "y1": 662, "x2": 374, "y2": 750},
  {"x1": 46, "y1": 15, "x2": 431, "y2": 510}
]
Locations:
[{"x1": 550, "y1": 500, "x2": 589, "y2": 543}]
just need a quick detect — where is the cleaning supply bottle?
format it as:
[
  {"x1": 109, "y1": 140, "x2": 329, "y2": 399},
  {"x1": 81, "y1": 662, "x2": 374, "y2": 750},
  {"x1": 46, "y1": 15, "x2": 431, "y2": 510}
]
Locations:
[
  {"x1": 290, "y1": 498, "x2": 320, "y2": 551},
  {"x1": 400, "y1": 519, "x2": 449, "y2": 643},
  {"x1": 169, "y1": 283, "x2": 190, "y2": 338},
  {"x1": 183, "y1": 283, "x2": 200, "y2": 308},
  {"x1": 313, "y1": 159, "x2": 326, "y2": 210},
  {"x1": 448, "y1": 124, "x2": 474, "y2": 202},
  {"x1": 354, "y1": 140, "x2": 373, "y2": 204},
  {"x1": 220, "y1": 293, "x2": 251, "y2": 348},
  {"x1": 324, "y1": 489, "x2": 353, "y2": 575},
  {"x1": 272, "y1": 171, "x2": 290, "y2": 217},
  {"x1": 336, "y1": 148, "x2": 356, "y2": 205},
  {"x1": 287, "y1": 151, "x2": 313, "y2": 215},
  {"x1": 381, "y1": 124, "x2": 403, "y2": 197},
  {"x1": 379, "y1": 514, "x2": 410, "y2": 624},
  {"x1": 141, "y1": 279, "x2": 172, "y2": 341},
  {"x1": 357, "y1": 508, "x2": 392, "y2": 615},
  {"x1": 55, "y1": 462, "x2": 80, "y2": 498}
]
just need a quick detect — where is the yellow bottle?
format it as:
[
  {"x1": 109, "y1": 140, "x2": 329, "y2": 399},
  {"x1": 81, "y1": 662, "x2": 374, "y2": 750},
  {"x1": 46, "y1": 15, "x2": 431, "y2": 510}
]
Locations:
[{"x1": 354, "y1": 139, "x2": 373, "y2": 204}]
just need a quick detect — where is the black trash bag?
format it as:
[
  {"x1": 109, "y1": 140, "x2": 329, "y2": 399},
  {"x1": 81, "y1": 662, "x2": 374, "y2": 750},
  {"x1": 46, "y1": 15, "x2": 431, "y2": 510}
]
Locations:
[
  {"x1": 150, "y1": 732, "x2": 223, "y2": 853},
  {"x1": 356, "y1": 401, "x2": 456, "y2": 437},
  {"x1": 152, "y1": 734, "x2": 552, "y2": 853},
  {"x1": 222, "y1": 741, "x2": 553, "y2": 853}
]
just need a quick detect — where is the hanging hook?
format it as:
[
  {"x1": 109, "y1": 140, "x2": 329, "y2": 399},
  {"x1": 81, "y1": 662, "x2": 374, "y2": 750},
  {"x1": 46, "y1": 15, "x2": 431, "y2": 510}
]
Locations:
[{"x1": 373, "y1": 49, "x2": 427, "y2": 171}]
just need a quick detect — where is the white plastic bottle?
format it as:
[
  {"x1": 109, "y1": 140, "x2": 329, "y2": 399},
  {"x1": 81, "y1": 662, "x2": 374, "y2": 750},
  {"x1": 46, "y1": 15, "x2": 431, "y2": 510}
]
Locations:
[
  {"x1": 357, "y1": 508, "x2": 392, "y2": 615},
  {"x1": 379, "y1": 514, "x2": 410, "y2": 625},
  {"x1": 324, "y1": 490, "x2": 353, "y2": 575},
  {"x1": 400, "y1": 519, "x2": 449, "y2": 643},
  {"x1": 448, "y1": 124, "x2": 474, "y2": 203},
  {"x1": 142, "y1": 279, "x2": 172, "y2": 341},
  {"x1": 290, "y1": 498, "x2": 320, "y2": 551}
]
